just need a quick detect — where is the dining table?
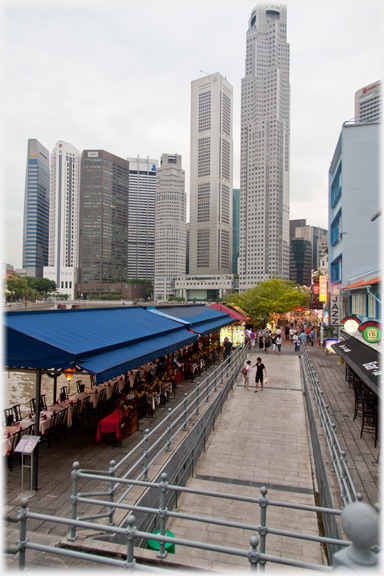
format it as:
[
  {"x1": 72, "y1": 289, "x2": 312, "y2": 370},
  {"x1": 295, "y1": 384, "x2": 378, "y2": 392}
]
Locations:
[
  {"x1": 75, "y1": 379, "x2": 124, "y2": 408},
  {"x1": 96, "y1": 409, "x2": 129, "y2": 442}
]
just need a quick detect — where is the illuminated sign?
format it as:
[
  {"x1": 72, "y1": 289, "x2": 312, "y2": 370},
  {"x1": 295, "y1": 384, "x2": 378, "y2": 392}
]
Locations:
[
  {"x1": 311, "y1": 283, "x2": 319, "y2": 294},
  {"x1": 319, "y1": 276, "x2": 327, "y2": 302},
  {"x1": 342, "y1": 315, "x2": 360, "y2": 334},
  {"x1": 358, "y1": 321, "x2": 381, "y2": 343}
]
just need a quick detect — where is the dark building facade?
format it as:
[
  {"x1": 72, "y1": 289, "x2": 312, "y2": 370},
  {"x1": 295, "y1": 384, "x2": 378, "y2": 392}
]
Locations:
[
  {"x1": 79, "y1": 150, "x2": 129, "y2": 297},
  {"x1": 22, "y1": 139, "x2": 50, "y2": 277},
  {"x1": 289, "y1": 238, "x2": 312, "y2": 286}
]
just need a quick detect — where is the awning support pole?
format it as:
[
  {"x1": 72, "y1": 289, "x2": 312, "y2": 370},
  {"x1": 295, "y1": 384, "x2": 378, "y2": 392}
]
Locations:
[
  {"x1": 32, "y1": 369, "x2": 41, "y2": 491},
  {"x1": 53, "y1": 376, "x2": 57, "y2": 404}
]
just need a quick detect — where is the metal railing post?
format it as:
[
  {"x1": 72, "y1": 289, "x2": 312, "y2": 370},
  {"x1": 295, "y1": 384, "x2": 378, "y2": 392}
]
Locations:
[
  {"x1": 17, "y1": 498, "x2": 29, "y2": 570},
  {"x1": 143, "y1": 429, "x2": 149, "y2": 481},
  {"x1": 214, "y1": 366, "x2": 218, "y2": 392},
  {"x1": 166, "y1": 408, "x2": 172, "y2": 452},
  {"x1": 248, "y1": 535, "x2": 260, "y2": 571},
  {"x1": 258, "y1": 487, "x2": 268, "y2": 571},
  {"x1": 124, "y1": 515, "x2": 137, "y2": 571},
  {"x1": 158, "y1": 472, "x2": 168, "y2": 559},
  {"x1": 183, "y1": 393, "x2": 188, "y2": 431},
  {"x1": 108, "y1": 459, "x2": 116, "y2": 526},
  {"x1": 206, "y1": 372, "x2": 210, "y2": 402},
  {"x1": 68, "y1": 461, "x2": 80, "y2": 541},
  {"x1": 196, "y1": 383, "x2": 200, "y2": 415}
]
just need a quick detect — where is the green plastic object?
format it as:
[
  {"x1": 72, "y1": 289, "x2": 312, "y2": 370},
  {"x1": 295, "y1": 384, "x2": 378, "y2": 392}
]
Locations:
[{"x1": 147, "y1": 530, "x2": 175, "y2": 554}]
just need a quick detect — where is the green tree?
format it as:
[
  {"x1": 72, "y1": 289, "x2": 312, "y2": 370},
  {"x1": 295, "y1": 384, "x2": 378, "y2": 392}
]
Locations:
[
  {"x1": 226, "y1": 279, "x2": 310, "y2": 324},
  {"x1": 26, "y1": 277, "x2": 56, "y2": 295},
  {"x1": 144, "y1": 288, "x2": 153, "y2": 299},
  {"x1": 6, "y1": 275, "x2": 29, "y2": 301}
]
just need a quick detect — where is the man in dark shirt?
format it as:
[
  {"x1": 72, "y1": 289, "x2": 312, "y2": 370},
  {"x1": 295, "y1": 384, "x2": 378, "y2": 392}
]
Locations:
[
  {"x1": 252, "y1": 357, "x2": 267, "y2": 392},
  {"x1": 222, "y1": 337, "x2": 233, "y2": 363}
]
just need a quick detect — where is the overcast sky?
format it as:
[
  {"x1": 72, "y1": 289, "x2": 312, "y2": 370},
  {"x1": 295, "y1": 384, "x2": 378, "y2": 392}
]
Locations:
[{"x1": 2, "y1": 0, "x2": 382, "y2": 269}]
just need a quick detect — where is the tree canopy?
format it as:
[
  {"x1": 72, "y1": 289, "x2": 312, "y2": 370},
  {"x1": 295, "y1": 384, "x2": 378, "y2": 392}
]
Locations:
[
  {"x1": 26, "y1": 277, "x2": 56, "y2": 294},
  {"x1": 226, "y1": 279, "x2": 310, "y2": 323}
]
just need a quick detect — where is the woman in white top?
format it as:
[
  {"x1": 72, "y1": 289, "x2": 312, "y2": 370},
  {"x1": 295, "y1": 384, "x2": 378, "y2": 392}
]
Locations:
[{"x1": 243, "y1": 360, "x2": 252, "y2": 390}]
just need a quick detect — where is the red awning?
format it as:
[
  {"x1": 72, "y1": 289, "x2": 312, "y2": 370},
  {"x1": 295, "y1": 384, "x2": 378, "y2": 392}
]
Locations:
[
  {"x1": 209, "y1": 303, "x2": 246, "y2": 321},
  {"x1": 341, "y1": 276, "x2": 381, "y2": 291}
]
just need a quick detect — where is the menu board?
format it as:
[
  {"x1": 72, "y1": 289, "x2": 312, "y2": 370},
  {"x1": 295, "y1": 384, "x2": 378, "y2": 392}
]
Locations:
[{"x1": 14, "y1": 436, "x2": 40, "y2": 454}]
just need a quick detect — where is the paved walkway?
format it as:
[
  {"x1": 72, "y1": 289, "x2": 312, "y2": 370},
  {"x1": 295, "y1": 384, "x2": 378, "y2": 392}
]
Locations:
[{"x1": 166, "y1": 346, "x2": 324, "y2": 572}]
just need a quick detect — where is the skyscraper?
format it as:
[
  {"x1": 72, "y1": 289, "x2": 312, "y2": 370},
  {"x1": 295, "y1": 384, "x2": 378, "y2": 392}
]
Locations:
[
  {"x1": 154, "y1": 154, "x2": 187, "y2": 301},
  {"x1": 239, "y1": 4, "x2": 290, "y2": 290},
  {"x1": 43, "y1": 141, "x2": 81, "y2": 298},
  {"x1": 22, "y1": 139, "x2": 50, "y2": 277},
  {"x1": 232, "y1": 188, "x2": 240, "y2": 274},
  {"x1": 126, "y1": 156, "x2": 157, "y2": 281},
  {"x1": 189, "y1": 72, "x2": 233, "y2": 276},
  {"x1": 78, "y1": 150, "x2": 129, "y2": 297}
]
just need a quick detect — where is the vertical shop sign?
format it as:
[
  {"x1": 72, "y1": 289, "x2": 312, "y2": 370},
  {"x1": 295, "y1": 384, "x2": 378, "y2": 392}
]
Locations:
[
  {"x1": 319, "y1": 276, "x2": 327, "y2": 302},
  {"x1": 330, "y1": 294, "x2": 342, "y2": 326}
]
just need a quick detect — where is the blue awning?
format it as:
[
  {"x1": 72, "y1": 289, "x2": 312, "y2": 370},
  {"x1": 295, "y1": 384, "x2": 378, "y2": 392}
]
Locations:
[
  {"x1": 147, "y1": 305, "x2": 235, "y2": 337},
  {"x1": 4, "y1": 307, "x2": 198, "y2": 384}
]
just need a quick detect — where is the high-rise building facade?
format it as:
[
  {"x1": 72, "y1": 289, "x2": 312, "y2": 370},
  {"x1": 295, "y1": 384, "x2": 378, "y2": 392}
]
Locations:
[
  {"x1": 78, "y1": 150, "x2": 129, "y2": 297},
  {"x1": 22, "y1": 139, "x2": 50, "y2": 277},
  {"x1": 232, "y1": 188, "x2": 240, "y2": 274},
  {"x1": 127, "y1": 156, "x2": 157, "y2": 281},
  {"x1": 43, "y1": 141, "x2": 81, "y2": 299},
  {"x1": 154, "y1": 154, "x2": 187, "y2": 301},
  {"x1": 239, "y1": 4, "x2": 290, "y2": 290},
  {"x1": 189, "y1": 73, "x2": 234, "y2": 276},
  {"x1": 354, "y1": 81, "x2": 381, "y2": 122}
]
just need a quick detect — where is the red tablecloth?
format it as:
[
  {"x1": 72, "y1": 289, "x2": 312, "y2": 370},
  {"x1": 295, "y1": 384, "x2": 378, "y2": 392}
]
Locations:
[
  {"x1": 175, "y1": 371, "x2": 183, "y2": 385},
  {"x1": 96, "y1": 409, "x2": 121, "y2": 442}
]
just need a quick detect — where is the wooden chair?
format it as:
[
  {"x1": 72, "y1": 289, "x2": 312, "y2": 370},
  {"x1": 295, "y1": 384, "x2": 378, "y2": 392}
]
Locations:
[
  {"x1": 12, "y1": 404, "x2": 22, "y2": 423},
  {"x1": 79, "y1": 397, "x2": 91, "y2": 425},
  {"x1": 41, "y1": 412, "x2": 59, "y2": 448},
  {"x1": 360, "y1": 398, "x2": 378, "y2": 447},
  {"x1": 55, "y1": 408, "x2": 68, "y2": 441},
  {"x1": 96, "y1": 388, "x2": 107, "y2": 415},
  {"x1": 22, "y1": 424, "x2": 34, "y2": 436},
  {"x1": 76, "y1": 380, "x2": 85, "y2": 394},
  {"x1": 30, "y1": 395, "x2": 48, "y2": 415},
  {"x1": 6, "y1": 429, "x2": 23, "y2": 471},
  {"x1": 60, "y1": 386, "x2": 69, "y2": 400},
  {"x1": 352, "y1": 380, "x2": 365, "y2": 421},
  {"x1": 3, "y1": 408, "x2": 14, "y2": 427},
  {"x1": 71, "y1": 400, "x2": 82, "y2": 429}
]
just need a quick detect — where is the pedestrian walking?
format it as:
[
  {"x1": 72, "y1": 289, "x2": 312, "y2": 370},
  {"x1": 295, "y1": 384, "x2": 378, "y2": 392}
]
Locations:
[
  {"x1": 242, "y1": 360, "x2": 252, "y2": 390},
  {"x1": 252, "y1": 357, "x2": 267, "y2": 392},
  {"x1": 289, "y1": 327, "x2": 295, "y2": 342},
  {"x1": 276, "y1": 335, "x2": 283, "y2": 354},
  {"x1": 276, "y1": 326, "x2": 282, "y2": 337},
  {"x1": 258, "y1": 330, "x2": 264, "y2": 350},
  {"x1": 222, "y1": 337, "x2": 233, "y2": 362},
  {"x1": 285, "y1": 325, "x2": 290, "y2": 340},
  {"x1": 293, "y1": 333, "x2": 300, "y2": 352},
  {"x1": 271, "y1": 333, "x2": 277, "y2": 354},
  {"x1": 309, "y1": 329, "x2": 314, "y2": 346},
  {"x1": 299, "y1": 331, "x2": 307, "y2": 347},
  {"x1": 264, "y1": 331, "x2": 271, "y2": 353},
  {"x1": 250, "y1": 330, "x2": 256, "y2": 350}
]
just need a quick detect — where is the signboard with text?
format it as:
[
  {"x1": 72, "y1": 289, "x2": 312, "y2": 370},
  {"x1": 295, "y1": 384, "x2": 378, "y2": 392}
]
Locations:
[
  {"x1": 319, "y1": 276, "x2": 327, "y2": 302},
  {"x1": 330, "y1": 294, "x2": 342, "y2": 326}
]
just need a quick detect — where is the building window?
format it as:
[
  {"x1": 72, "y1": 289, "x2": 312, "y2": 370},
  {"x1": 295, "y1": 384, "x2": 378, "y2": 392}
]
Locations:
[
  {"x1": 330, "y1": 162, "x2": 342, "y2": 208},
  {"x1": 330, "y1": 255, "x2": 342, "y2": 283},
  {"x1": 330, "y1": 209, "x2": 342, "y2": 246}
]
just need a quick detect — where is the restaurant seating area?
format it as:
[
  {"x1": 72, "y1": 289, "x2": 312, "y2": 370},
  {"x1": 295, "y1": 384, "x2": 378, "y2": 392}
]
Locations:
[
  {"x1": 346, "y1": 365, "x2": 379, "y2": 447},
  {"x1": 3, "y1": 335, "x2": 222, "y2": 464}
]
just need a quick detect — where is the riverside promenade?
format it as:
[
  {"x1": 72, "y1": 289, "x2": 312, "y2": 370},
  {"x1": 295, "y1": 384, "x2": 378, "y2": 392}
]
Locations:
[{"x1": 5, "y1": 340, "x2": 378, "y2": 572}]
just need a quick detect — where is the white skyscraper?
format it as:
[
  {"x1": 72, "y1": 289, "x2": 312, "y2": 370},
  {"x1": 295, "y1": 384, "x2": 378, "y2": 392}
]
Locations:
[
  {"x1": 154, "y1": 154, "x2": 186, "y2": 301},
  {"x1": 239, "y1": 4, "x2": 290, "y2": 291},
  {"x1": 189, "y1": 72, "x2": 234, "y2": 276},
  {"x1": 127, "y1": 156, "x2": 157, "y2": 280},
  {"x1": 43, "y1": 140, "x2": 81, "y2": 298},
  {"x1": 354, "y1": 81, "x2": 381, "y2": 122}
]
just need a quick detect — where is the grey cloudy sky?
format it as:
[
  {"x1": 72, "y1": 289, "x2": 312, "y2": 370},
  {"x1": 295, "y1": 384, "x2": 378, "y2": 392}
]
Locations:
[{"x1": 2, "y1": 0, "x2": 382, "y2": 269}]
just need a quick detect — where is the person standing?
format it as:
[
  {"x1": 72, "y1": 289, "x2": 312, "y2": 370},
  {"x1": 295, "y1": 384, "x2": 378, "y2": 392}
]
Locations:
[
  {"x1": 252, "y1": 357, "x2": 267, "y2": 392},
  {"x1": 243, "y1": 360, "x2": 252, "y2": 390},
  {"x1": 299, "y1": 330, "x2": 307, "y2": 347},
  {"x1": 258, "y1": 330, "x2": 264, "y2": 350},
  {"x1": 276, "y1": 326, "x2": 282, "y2": 337},
  {"x1": 249, "y1": 330, "x2": 255, "y2": 350},
  {"x1": 293, "y1": 333, "x2": 300, "y2": 352},
  {"x1": 309, "y1": 328, "x2": 314, "y2": 346},
  {"x1": 285, "y1": 324, "x2": 290, "y2": 340},
  {"x1": 276, "y1": 335, "x2": 283, "y2": 355}
]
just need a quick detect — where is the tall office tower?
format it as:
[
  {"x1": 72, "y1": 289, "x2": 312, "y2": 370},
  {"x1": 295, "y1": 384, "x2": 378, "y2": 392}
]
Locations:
[
  {"x1": 126, "y1": 156, "x2": 157, "y2": 280},
  {"x1": 232, "y1": 188, "x2": 240, "y2": 274},
  {"x1": 354, "y1": 81, "x2": 381, "y2": 122},
  {"x1": 186, "y1": 223, "x2": 190, "y2": 274},
  {"x1": 189, "y1": 72, "x2": 233, "y2": 276},
  {"x1": 43, "y1": 141, "x2": 81, "y2": 299},
  {"x1": 154, "y1": 154, "x2": 187, "y2": 301},
  {"x1": 239, "y1": 4, "x2": 290, "y2": 291},
  {"x1": 22, "y1": 139, "x2": 50, "y2": 277},
  {"x1": 79, "y1": 150, "x2": 129, "y2": 297}
]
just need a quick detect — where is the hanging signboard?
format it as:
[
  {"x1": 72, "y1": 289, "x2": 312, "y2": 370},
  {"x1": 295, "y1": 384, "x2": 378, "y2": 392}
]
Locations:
[
  {"x1": 319, "y1": 276, "x2": 327, "y2": 302},
  {"x1": 358, "y1": 321, "x2": 381, "y2": 344},
  {"x1": 330, "y1": 294, "x2": 342, "y2": 326},
  {"x1": 341, "y1": 315, "x2": 361, "y2": 334}
]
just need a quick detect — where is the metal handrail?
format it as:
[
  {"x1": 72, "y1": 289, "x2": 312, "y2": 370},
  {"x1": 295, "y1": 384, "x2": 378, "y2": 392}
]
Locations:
[{"x1": 302, "y1": 347, "x2": 359, "y2": 506}]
